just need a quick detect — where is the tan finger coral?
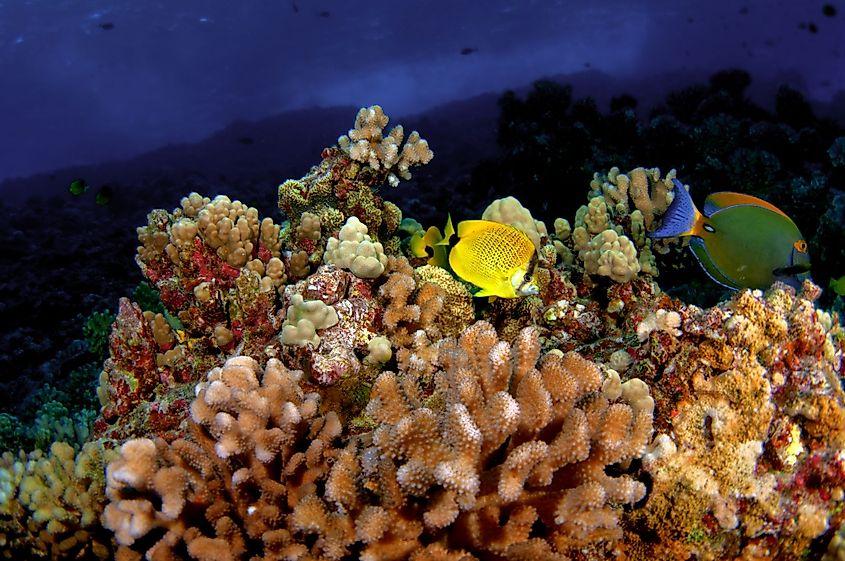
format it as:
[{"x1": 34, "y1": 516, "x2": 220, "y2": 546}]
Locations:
[
  {"x1": 352, "y1": 321, "x2": 654, "y2": 558},
  {"x1": 338, "y1": 105, "x2": 433, "y2": 187},
  {"x1": 554, "y1": 166, "x2": 680, "y2": 282},
  {"x1": 588, "y1": 166, "x2": 676, "y2": 229},
  {"x1": 100, "y1": 324, "x2": 655, "y2": 560},
  {"x1": 102, "y1": 356, "x2": 345, "y2": 561},
  {"x1": 194, "y1": 195, "x2": 281, "y2": 268},
  {"x1": 378, "y1": 257, "x2": 447, "y2": 380}
]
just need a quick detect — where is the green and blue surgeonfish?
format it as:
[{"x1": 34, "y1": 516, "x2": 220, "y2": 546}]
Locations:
[{"x1": 649, "y1": 179, "x2": 810, "y2": 290}]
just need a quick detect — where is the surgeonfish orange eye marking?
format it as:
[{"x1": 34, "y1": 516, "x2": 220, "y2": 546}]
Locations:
[{"x1": 794, "y1": 240, "x2": 808, "y2": 253}]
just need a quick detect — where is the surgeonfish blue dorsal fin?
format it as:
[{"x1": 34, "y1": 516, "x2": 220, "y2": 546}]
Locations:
[{"x1": 649, "y1": 179, "x2": 700, "y2": 238}]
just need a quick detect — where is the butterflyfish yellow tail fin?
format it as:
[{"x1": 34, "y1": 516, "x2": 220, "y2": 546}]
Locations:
[{"x1": 434, "y1": 213, "x2": 456, "y2": 246}]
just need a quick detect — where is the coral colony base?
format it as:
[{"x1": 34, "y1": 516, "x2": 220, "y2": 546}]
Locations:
[{"x1": 1, "y1": 105, "x2": 844, "y2": 561}]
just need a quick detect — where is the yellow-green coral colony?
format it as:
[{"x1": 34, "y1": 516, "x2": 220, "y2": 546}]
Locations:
[
  {"x1": 650, "y1": 178, "x2": 811, "y2": 290},
  {"x1": 448, "y1": 219, "x2": 539, "y2": 298}
]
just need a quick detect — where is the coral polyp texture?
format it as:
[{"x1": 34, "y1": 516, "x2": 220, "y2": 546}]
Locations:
[
  {"x1": 4, "y1": 103, "x2": 845, "y2": 560},
  {"x1": 359, "y1": 321, "x2": 655, "y2": 559},
  {"x1": 102, "y1": 356, "x2": 345, "y2": 560},
  {"x1": 626, "y1": 282, "x2": 845, "y2": 560},
  {"x1": 0, "y1": 441, "x2": 116, "y2": 559}
]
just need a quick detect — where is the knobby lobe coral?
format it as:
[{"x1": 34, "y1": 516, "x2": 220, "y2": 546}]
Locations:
[
  {"x1": 135, "y1": 193, "x2": 285, "y2": 350},
  {"x1": 101, "y1": 322, "x2": 654, "y2": 561}
]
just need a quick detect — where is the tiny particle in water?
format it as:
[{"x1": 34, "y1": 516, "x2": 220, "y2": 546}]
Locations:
[
  {"x1": 238, "y1": 137, "x2": 254, "y2": 145},
  {"x1": 808, "y1": 22, "x2": 818, "y2": 33},
  {"x1": 460, "y1": 47, "x2": 477, "y2": 55},
  {"x1": 823, "y1": 4, "x2": 836, "y2": 17},
  {"x1": 99, "y1": 22, "x2": 114, "y2": 30},
  {"x1": 318, "y1": 10, "x2": 330, "y2": 18},
  {"x1": 739, "y1": 6, "x2": 748, "y2": 15}
]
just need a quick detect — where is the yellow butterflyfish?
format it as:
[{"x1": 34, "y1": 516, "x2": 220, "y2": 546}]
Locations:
[{"x1": 448, "y1": 220, "x2": 538, "y2": 298}]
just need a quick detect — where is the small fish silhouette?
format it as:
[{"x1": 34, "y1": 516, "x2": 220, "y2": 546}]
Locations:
[
  {"x1": 95, "y1": 184, "x2": 113, "y2": 206},
  {"x1": 68, "y1": 178, "x2": 89, "y2": 196}
]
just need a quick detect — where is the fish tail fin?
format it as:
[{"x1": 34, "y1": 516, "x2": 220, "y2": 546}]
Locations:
[
  {"x1": 409, "y1": 232, "x2": 428, "y2": 257},
  {"x1": 649, "y1": 179, "x2": 700, "y2": 238},
  {"x1": 434, "y1": 214, "x2": 456, "y2": 246}
]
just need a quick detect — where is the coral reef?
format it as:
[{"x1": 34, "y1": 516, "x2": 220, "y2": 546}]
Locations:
[
  {"x1": 135, "y1": 193, "x2": 285, "y2": 351},
  {"x1": 338, "y1": 105, "x2": 434, "y2": 188},
  {"x1": 621, "y1": 282, "x2": 845, "y2": 560},
  {"x1": 469, "y1": 72, "x2": 845, "y2": 301},
  {"x1": 481, "y1": 196, "x2": 548, "y2": 252},
  {"x1": 552, "y1": 166, "x2": 677, "y2": 283},
  {"x1": 279, "y1": 264, "x2": 382, "y2": 387},
  {"x1": 281, "y1": 293, "x2": 340, "y2": 347},
  {"x1": 102, "y1": 356, "x2": 345, "y2": 561},
  {"x1": 355, "y1": 321, "x2": 654, "y2": 559},
  {"x1": 4, "y1": 100, "x2": 845, "y2": 561},
  {"x1": 95, "y1": 297, "x2": 203, "y2": 439}
]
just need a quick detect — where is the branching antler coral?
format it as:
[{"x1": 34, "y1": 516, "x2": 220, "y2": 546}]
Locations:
[{"x1": 355, "y1": 321, "x2": 654, "y2": 558}]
